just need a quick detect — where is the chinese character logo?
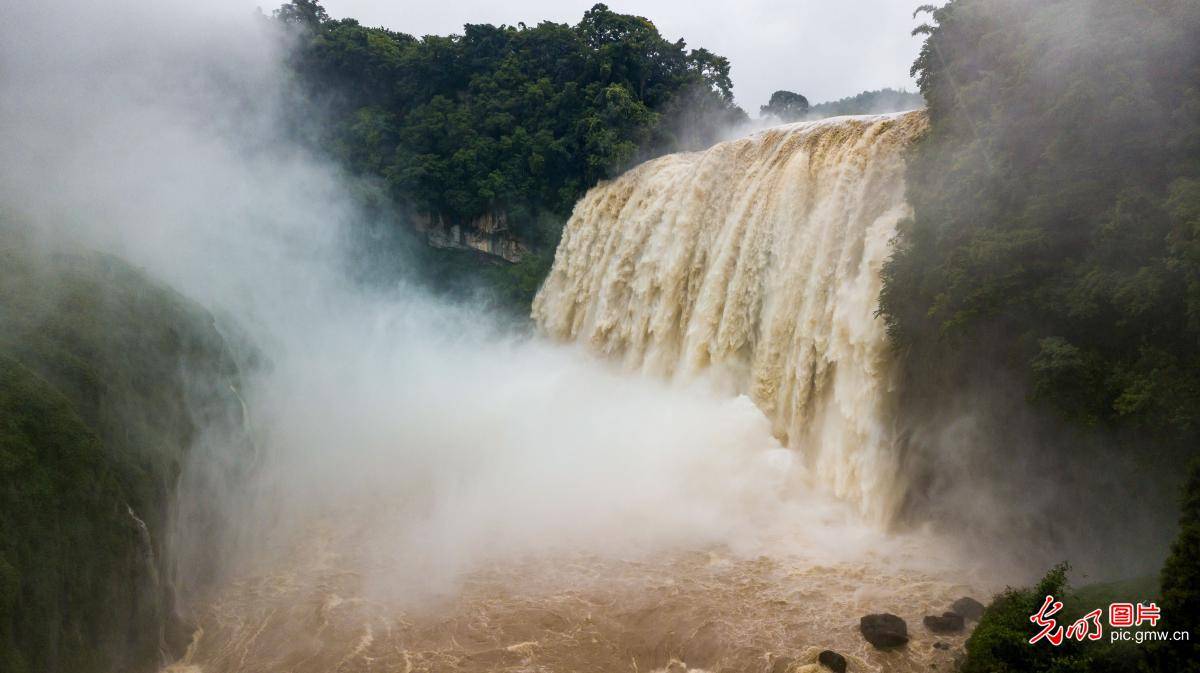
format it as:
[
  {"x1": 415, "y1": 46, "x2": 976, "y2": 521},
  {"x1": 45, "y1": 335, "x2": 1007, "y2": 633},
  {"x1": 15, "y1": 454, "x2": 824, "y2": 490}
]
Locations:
[
  {"x1": 1030, "y1": 596, "x2": 1163, "y2": 646},
  {"x1": 1030, "y1": 595, "x2": 1066, "y2": 645},
  {"x1": 1109, "y1": 603, "x2": 1135, "y2": 628}
]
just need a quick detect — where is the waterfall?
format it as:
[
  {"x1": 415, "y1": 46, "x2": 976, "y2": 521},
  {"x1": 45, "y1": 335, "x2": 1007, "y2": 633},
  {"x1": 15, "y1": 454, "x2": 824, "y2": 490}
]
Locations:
[{"x1": 533, "y1": 111, "x2": 927, "y2": 521}]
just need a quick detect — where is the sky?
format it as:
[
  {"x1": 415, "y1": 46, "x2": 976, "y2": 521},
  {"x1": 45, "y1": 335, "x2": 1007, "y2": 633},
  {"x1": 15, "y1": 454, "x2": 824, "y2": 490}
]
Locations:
[{"x1": 316, "y1": 0, "x2": 925, "y2": 112}]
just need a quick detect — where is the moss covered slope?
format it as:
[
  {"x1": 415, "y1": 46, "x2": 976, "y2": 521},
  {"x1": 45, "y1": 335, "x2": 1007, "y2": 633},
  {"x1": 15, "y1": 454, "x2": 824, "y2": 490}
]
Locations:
[{"x1": 0, "y1": 244, "x2": 245, "y2": 673}]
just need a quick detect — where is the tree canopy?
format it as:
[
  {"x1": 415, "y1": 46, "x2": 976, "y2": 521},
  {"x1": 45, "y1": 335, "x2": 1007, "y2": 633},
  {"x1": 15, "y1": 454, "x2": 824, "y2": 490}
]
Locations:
[
  {"x1": 759, "y1": 90, "x2": 810, "y2": 121},
  {"x1": 273, "y1": 1, "x2": 746, "y2": 249},
  {"x1": 806, "y1": 88, "x2": 923, "y2": 118},
  {"x1": 885, "y1": 2, "x2": 1200, "y2": 668},
  {"x1": 882, "y1": 0, "x2": 1200, "y2": 451}
]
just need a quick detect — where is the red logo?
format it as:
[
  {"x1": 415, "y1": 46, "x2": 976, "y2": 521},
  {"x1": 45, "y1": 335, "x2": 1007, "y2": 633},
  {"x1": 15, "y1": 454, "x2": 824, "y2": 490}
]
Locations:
[
  {"x1": 1136, "y1": 602, "x2": 1161, "y2": 627},
  {"x1": 1109, "y1": 603, "x2": 1135, "y2": 628},
  {"x1": 1030, "y1": 596, "x2": 1162, "y2": 645},
  {"x1": 1030, "y1": 595, "x2": 1066, "y2": 645}
]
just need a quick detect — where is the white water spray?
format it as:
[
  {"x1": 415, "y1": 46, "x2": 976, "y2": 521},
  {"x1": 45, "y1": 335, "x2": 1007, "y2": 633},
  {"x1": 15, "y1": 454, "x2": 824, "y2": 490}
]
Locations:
[{"x1": 534, "y1": 112, "x2": 927, "y2": 521}]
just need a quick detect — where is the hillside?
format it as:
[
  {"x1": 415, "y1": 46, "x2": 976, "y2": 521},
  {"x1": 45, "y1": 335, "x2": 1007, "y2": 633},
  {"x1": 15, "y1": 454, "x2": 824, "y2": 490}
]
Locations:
[{"x1": 0, "y1": 235, "x2": 248, "y2": 673}]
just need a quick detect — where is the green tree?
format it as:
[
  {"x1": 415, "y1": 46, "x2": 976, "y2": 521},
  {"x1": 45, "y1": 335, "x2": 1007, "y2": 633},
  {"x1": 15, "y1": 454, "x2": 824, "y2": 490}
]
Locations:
[
  {"x1": 273, "y1": 0, "x2": 747, "y2": 295},
  {"x1": 881, "y1": 0, "x2": 1200, "y2": 451},
  {"x1": 760, "y1": 90, "x2": 810, "y2": 121}
]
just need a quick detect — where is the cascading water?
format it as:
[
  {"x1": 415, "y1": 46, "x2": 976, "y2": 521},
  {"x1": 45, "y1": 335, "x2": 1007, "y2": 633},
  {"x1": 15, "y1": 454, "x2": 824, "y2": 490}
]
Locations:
[
  {"x1": 534, "y1": 111, "x2": 928, "y2": 521},
  {"x1": 159, "y1": 112, "x2": 994, "y2": 673}
]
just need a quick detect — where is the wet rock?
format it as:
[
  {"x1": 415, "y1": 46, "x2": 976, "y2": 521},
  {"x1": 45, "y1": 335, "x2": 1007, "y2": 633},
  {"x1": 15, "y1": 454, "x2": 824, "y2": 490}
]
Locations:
[
  {"x1": 933, "y1": 641, "x2": 950, "y2": 650},
  {"x1": 924, "y1": 611, "x2": 965, "y2": 633},
  {"x1": 951, "y1": 597, "x2": 985, "y2": 621},
  {"x1": 818, "y1": 649, "x2": 847, "y2": 673},
  {"x1": 860, "y1": 613, "x2": 909, "y2": 648}
]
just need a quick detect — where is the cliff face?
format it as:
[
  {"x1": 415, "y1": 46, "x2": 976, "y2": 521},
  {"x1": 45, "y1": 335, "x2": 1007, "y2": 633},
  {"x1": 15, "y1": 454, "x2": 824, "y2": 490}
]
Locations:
[
  {"x1": 412, "y1": 211, "x2": 530, "y2": 264},
  {"x1": 0, "y1": 243, "x2": 247, "y2": 673}
]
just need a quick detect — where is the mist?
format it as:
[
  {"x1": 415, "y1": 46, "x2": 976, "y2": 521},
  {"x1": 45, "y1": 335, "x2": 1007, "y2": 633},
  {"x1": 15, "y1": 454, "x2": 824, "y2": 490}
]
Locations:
[
  {"x1": 14, "y1": 1, "x2": 1184, "y2": 671},
  {"x1": 0, "y1": 0, "x2": 962, "y2": 625}
]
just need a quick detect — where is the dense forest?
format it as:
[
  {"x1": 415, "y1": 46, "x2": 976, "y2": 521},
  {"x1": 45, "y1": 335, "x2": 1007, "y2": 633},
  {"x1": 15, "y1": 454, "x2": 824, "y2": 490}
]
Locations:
[
  {"x1": 271, "y1": 0, "x2": 747, "y2": 303},
  {"x1": 881, "y1": 0, "x2": 1200, "y2": 669},
  {"x1": 806, "y1": 88, "x2": 924, "y2": 118},
  {"x1": 271, "y1": 1, "x2": 929, "y2": 307}
]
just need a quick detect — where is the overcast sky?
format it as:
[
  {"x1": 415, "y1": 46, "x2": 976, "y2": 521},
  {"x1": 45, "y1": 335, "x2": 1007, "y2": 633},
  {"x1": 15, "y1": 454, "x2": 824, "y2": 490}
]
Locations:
[{"x1": 316, "y1": 0, "x2": 925, "y2": 112}]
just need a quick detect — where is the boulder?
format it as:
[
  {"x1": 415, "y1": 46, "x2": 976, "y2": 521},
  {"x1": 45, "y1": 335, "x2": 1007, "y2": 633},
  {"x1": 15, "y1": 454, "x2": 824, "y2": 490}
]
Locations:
[
  {"x1": 859, "y1": 613, "x2": 909, "y2": 648},
  {"x1": 818, "y1": 649, "x2": 847, "y2": 673},
  {"x1": 924, "y1": 611, "x2": 965, "y2": 633},
  {"x1": 951, "y1": 596, "x2": 986, "y2": 620}
]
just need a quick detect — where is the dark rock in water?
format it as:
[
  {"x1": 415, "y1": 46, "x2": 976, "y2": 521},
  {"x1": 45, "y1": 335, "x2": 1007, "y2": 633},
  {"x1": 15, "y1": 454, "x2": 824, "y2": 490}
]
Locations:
[
  {"x1": 933, "y1": 641, "x2": 950, "y2": 650},
  {"x1": 818, "y1": 649, "x2": 847, "y2": 673},
  {"x1": 925, "y1": 611, "x2": 966, "y2": 633},
  {"x1": 951, "y1": 596, "x2": 986, "y2": 620},
  {"x1": 769, "y1": 655, "x2": 794, "y2": 673},
  {"x1": 860, "y1": 613, "x2": 909, "y2": 648}
]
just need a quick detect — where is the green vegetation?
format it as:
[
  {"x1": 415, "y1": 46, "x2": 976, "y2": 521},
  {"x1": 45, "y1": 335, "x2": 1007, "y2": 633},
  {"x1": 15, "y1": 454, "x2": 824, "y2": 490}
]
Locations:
[
  {"x1": 760, "y1": 90, "x2": 811, "y2": 121},
  {"x1": 1157, "y1": 459, "x2": 1200, "y2": 670},
  {"x1": 0, "y1": 235, "x2": 245, "y2": 673},
  {"x1": 273, "y1": 0, "x2": 746, "y2": 304},
  {"x1": 964, "y1": 565, "x2": 1154, "y2": 673},
  {"x1": 882, "y1": 0, "x2": 1200, "y2": 450},
  {"x1": 884, "y1": 1, "x2": 1200, "y2": 670},
  {"x1": 805, "y1": 87, "x2": 923, "y2": 118}
]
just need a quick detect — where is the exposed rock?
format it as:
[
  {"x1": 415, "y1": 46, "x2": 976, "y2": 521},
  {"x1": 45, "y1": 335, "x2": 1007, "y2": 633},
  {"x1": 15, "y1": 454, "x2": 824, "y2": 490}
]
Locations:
[
  {"x1": 933, "y1": 641, "x2": 950, "y2": 650},
  {"x1": 924, "y1": 611, "x2": 965, "y2": 633},
  {"x1": 412, "y1": 211, "x2": 530, "y2": 263},
  {"x1": 818, "y1": 649, "x2": 847, "y2": 673},
  {"x1": 951, "y1": 596, "x2": 986, "y2": 620},
  {"x1": 859, "y1": 613, "x2": 909, "y2": 648}
]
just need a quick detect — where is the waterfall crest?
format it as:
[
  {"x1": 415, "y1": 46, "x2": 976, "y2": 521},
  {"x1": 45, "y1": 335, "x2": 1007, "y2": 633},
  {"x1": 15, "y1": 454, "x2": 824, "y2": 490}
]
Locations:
[{"x1": 533, "y1": 111, "x2": 927, "y2": 521}]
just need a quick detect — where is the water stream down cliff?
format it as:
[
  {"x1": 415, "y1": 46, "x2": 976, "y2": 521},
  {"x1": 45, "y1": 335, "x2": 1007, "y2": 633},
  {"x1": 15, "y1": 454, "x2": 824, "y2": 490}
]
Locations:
[{"x1": 534, "y1": 111, "x2": 928, "y2": 522}]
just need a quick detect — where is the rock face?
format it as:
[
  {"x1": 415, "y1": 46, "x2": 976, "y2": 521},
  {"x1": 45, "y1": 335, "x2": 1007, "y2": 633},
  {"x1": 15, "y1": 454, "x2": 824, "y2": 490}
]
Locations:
[
  {"x1": 924, "y1": 611, "x2": 966, "y2": 633},
  {"x1": 413, "y1": 211, "x2": 530, "y2": 263},
  {"x1": 818, "y1": 649, "x2": 847, "y2": 673},
  {"x1": 951, "y1": 596, "x2": 986, "y2": 620},
  {"x1": 860, "y1": 613, "x2": 909, "y2": 648}
]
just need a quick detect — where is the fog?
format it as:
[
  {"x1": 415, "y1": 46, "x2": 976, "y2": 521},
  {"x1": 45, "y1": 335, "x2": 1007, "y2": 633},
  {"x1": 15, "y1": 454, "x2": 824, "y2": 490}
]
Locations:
[{"x1": 0, "y1": 0, "x2": 949, "y2": 617}]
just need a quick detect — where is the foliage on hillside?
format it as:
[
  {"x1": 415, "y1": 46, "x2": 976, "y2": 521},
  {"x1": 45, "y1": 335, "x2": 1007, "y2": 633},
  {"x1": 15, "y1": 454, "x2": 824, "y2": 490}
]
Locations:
[
  {"x1": 882, "y1": 1, "x2": 1200, "y2": 670},
  {"x1": 273, "y1": 0, "x2": 746, "y2": 256},
  {"x1": 1157, "y1": 458, "x2": 1200, "y2": 671},
  {"x1": 0, "y1": 237, "x2": 245, "y2": 673},
  {"x1": 882, "y1": 0, "x2": 1200, "y2": 449},
  {"x1": 806, "y1": 88, "x2": 923, "y2": 118},
  {"x1": 963, "y1": 565, "x2": 1155, "y2": 673},
  {"x1": 760, "y1": 90, "x2": 810, "y2": 121}
]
